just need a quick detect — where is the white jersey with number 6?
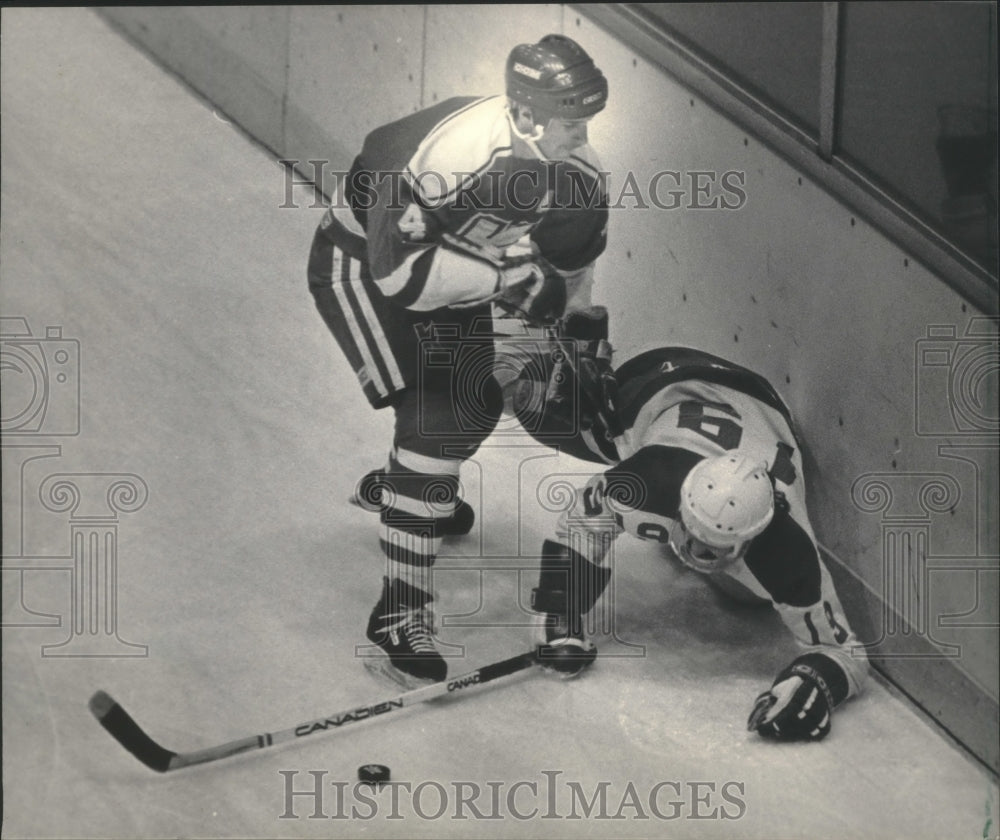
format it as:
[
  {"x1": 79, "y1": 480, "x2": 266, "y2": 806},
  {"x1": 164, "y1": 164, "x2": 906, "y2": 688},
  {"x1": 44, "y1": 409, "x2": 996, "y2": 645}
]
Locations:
[{"x1": 552, "y1": 347, "x2": 869, "y2": 701}]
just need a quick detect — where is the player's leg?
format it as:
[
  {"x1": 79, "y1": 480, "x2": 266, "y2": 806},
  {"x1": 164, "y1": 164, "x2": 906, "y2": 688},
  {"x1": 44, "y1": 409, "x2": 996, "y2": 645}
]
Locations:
[
  {"x1": 528, "y1": 469, "x2": 621, "y2": 677},
  {"x1": 351, "y1": 466, "x2": 476, "y2": 536},
  {"x1": 364, "y1": 307, "x2": 503, "y2": 687},
  {"x1": 531, "y1": 538, "x2": 611, "y2": 677},
  {"x1": 306, "y1": 219, "x2": 445, "y2": 685},
  {"x1": 349, "y1": 302, "x2": 488, "y2": 535},
  {"x1": 306, "y1": 217, "x2": 407, "y2": 409},
  {"x1": 364, "y1": 438, "x2": 458, "y2": 687}
]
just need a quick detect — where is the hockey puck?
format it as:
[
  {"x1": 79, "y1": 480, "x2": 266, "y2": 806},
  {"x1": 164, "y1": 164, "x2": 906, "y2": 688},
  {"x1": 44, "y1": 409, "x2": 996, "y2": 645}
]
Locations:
[{"x1": 358, "y1": 764, "x2": 391, "y2": 788}]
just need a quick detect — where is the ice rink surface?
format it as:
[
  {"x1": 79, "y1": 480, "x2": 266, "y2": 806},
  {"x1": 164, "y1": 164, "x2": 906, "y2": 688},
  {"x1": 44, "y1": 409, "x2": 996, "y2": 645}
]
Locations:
[{"x1": 2, "y1": 8, "x2": 997, "y2": 839}]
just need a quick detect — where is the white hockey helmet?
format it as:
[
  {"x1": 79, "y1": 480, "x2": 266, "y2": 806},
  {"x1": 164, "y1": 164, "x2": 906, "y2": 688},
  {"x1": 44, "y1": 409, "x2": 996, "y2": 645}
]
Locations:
[{"x1": 670, "y1": 454, "x2": 775, "y2": 573}]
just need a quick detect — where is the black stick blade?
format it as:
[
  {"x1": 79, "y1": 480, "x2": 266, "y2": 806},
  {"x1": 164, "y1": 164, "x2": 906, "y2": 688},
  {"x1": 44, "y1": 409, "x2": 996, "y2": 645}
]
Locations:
[{"x1": 89, "y1": 690, "x2": 176, "y2": 773}]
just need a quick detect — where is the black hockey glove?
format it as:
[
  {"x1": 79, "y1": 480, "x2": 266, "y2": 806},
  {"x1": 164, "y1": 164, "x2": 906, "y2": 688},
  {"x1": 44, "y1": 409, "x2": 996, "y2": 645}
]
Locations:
[
  {"x1": 576, "y1": 337, "x2": 623, "y2": 439},
  {"x1": 560, "y1": 305, "x2": 609, "y2": 342},
  {"x1": 547, "y1": 307, "x2": 622, "y2": 447},
  {"x1": 747, "y1": 655, "x2": 841, "y2": 741},
  {"x1": 493, "y1": 260, "x2": 567, "y2": 325}
]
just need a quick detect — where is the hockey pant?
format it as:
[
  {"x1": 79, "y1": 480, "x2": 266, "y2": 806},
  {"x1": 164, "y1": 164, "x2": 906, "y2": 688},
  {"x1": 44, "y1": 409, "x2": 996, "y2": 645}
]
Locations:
[
  {"x1": 307, "y1": 216, "x2": 407, "y2": 409},
  {"x1": 307, "y1": 216, "x2": 504, "y2": 577}
]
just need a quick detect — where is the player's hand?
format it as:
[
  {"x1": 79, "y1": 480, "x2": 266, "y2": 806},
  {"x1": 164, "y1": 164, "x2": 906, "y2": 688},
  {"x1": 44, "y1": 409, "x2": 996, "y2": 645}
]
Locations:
[
  {"x1": 747, "y1": 671, "x2": 833, "y2": 741},
  {"x1": 561, "y1": 306, "x2": 609, "y2": 342},
  {"x1": 494, "y1": 260, "x2": 567, "y2": 324},
  {"x1": 577, "y1": 338, "x2": 623, "y2": 438},
  {"x1": 497, "y1": 259, "x2": 544, "y2": 291}
]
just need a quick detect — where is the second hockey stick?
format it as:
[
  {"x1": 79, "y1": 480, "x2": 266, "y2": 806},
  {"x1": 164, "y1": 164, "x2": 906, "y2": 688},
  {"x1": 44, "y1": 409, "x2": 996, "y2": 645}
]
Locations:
[{"x1": 89, "y1": 650, "x2": 537, "y2": 773}]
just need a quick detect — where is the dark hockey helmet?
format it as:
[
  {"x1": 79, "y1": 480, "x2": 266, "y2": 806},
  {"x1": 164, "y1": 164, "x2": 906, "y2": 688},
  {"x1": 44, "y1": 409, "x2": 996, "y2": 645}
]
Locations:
[{"x1": 506, "y1": 35, "x2": 608, "y2": 122}]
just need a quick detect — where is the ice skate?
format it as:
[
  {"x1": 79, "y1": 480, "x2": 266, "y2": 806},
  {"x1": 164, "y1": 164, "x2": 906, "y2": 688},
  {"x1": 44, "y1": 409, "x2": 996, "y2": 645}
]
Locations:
[
  {"x1": 364, "y1": 577, "x2": 447, "y2": 688},
  {"x1": 532, "y1": 611, "x2": 596, "y2": 678}
]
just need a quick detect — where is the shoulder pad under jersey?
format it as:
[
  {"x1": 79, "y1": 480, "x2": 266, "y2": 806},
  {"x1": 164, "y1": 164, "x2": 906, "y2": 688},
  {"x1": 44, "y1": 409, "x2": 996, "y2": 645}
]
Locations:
[{"x1": 405, "y1": 96, "x2": 512, "y2": 206}]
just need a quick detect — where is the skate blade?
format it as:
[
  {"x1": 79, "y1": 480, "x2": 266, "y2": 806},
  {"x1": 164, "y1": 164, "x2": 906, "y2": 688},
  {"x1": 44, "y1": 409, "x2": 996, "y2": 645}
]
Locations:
[
  {"x1": 534, "y1": 647, "x2": 596, "y2": 680},
  {"x1": 537, "y1": 662, "x2": 589, "y2": 680},
  {"x1": 362, "y1": 651, "x2": 441, "y2": 691}
]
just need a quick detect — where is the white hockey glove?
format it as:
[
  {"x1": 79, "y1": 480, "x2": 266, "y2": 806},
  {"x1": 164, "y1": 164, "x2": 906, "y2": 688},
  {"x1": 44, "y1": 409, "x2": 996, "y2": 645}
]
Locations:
[
  {"x1": 440, "y1": 233, "x2": 566, "y2": 322},
  {"x1": 747, "y1": 655, "x2": 838, "y2": 741}
]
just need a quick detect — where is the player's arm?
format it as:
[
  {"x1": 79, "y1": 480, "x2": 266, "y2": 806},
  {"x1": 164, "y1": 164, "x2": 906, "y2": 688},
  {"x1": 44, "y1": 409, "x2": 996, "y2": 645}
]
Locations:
[
  {"x1": 530, "y1": 159, "x2": 608, "y2": 313},
  {"x1": 363, "y1": 179, "x2": 494, "y2": 309},
  {"x1": 505, "y1": 313, "x2": 620, "y2": 464},
  {"x1": 601, "y1": 445, "x2": 704, "y2": 542},
  {"x1": 548, "y1": 471, "x2": 623, "y2": 567},
  {"x1": 366, "y1": 180, "x2": 562, "y2": 318},
  {"x1": 744, "y1": 516, "x2": 869, "y2": 741},
  {"x1": 531, "y1": 198, "x2": 607, "y2": 314}
]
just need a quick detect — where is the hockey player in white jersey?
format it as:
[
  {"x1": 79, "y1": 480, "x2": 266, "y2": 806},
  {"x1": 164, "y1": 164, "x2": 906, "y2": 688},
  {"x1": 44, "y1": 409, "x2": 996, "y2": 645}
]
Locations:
[{"x1": 511, "y1": 340, "x2": 870, "y2": 742}]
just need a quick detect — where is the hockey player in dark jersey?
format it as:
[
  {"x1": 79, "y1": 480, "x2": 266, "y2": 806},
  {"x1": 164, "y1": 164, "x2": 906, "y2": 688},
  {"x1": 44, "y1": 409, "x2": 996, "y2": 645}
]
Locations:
[
  {"x1": 510, "y1": 340, "x2": 870, "y2": 742},
  {"x1": 306, "y1": 35, "x2": 610, "y2": 688}
]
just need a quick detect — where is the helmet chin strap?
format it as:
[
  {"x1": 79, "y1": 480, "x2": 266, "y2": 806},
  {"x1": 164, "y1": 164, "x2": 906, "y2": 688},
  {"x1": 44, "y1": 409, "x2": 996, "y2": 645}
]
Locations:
[
  {"x1": 506, "y1": 106, "x2": 551, "y2": 160},
  {"x1": 668, "y1": 518, "x2": 743, "y2": 574}
]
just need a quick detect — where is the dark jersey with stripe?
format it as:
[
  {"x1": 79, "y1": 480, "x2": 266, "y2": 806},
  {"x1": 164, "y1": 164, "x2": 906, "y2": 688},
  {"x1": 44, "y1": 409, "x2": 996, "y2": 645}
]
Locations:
[{"x1": 343, "y1": 96, "x2": 608, "y2": 310}]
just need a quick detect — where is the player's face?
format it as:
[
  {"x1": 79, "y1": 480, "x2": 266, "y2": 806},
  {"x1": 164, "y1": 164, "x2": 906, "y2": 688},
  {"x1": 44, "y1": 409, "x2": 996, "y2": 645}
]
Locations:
[
  {"x1": 669, "y1": 520, "x2": 745, "y2": 575},
  {"x1": 537, "y1": 117, "x2": 592, "y2": 160}
]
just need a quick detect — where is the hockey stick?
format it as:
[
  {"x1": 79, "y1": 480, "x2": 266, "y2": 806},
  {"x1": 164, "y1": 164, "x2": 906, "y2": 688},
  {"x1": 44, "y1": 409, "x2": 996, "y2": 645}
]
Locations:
[{"x1": 88, "y1": 651, "x2": 537, "y2": 773}]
